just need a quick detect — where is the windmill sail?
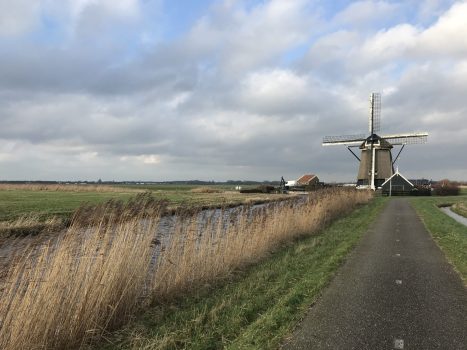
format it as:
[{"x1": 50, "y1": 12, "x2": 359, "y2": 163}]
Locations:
[
  {"x1": 369, "y1": 93, "x2": 381, "y2": 134},
  {"x1": 382, "y1": 133, "x2": 428, "y2": 145},
  {"x1": 322, "y1": 134, "x2": 366, "y2": 146}
]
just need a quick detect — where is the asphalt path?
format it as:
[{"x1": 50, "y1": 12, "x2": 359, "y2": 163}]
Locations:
[{"x1": 282, "y1": 198, "x2": 467, "y2": 350}]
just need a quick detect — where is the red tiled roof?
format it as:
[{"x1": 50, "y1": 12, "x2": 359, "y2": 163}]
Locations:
[{"x1": 296, "y1": 174, "x2": 317, "y2": 185}]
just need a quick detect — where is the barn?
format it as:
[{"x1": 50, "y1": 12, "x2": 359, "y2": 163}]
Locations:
[
  {"x1": 296, "y1": 174, "x2": 319, "y2": 186},
  {"x1": 285, "y1": 174, "x2": 321, "y2": 191},
  {"x1": 381, "y1": 170, "x2": 414, "y2": 195}
]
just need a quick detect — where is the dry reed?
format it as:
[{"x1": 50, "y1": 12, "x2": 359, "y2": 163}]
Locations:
[
  {"x1": 0, "y1": 215, "x2": 64, "y2": 238},
  {"x1": 0, "y1": 183, "x2": 140, "y2": 193},
  {"x1": 190, "y1": 187, "x2": 224, "y2": 194},
  {"x1": 0, "y1": 194, "x2": 165, "y2": 350},
  {"x1": 0, "y1": 189, "x2": 371, "y2": 349},
  {"x1": 152, "y1": 188, "x2": 372, "y2": 297}
]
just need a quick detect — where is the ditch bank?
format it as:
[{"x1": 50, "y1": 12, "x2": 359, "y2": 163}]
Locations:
[{"x1": 439, "y1": 206, "x2": 467, "y2": 226}]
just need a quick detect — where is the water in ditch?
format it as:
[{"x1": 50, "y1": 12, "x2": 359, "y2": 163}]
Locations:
[{"x1": 439, "y1": 206, "x2": 467, "y2": 226}]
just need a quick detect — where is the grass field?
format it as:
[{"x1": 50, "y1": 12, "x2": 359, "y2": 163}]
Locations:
[
  {"x1": 0, "y1": 184, "x2": 287, "y2": 222},
  {"x1": 88, "y1": 196, "x2": 385, "y2": 350},
  {"x1": 411, "y1": 195, "x2": 467, "y2": 284},
  {"x1": 0, "y1": 190, "x2": 136, "y2": 221}
]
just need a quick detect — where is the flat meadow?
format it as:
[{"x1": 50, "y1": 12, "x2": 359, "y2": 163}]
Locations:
[{"x1": 0, "y1": 183, "x2": 288, "y2": 222}]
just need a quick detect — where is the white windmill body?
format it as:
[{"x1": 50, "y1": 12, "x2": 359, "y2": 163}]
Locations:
[{"x1": 322, "y1": 93, "x2": 428, "y2": 190}]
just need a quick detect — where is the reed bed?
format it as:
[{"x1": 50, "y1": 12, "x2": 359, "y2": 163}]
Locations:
[
  {"x1": 152, "y1": 188, "x2": 371, "y2": 297},
  {"x1": 0, "y1": 183, "x2": 140, "y2": 193},
  {"x1": 0, "y1": 189, "x2": 371, "y2": 350},
  {"x1": 0, "y1": 215, "x2": 64, "y2": 237},
  {"x1": 189, "y1": 187, "x2": 224, "y2": 193}
]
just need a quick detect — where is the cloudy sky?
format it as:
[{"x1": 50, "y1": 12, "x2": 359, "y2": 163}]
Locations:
[{"x1": 1, "y1": 0, "x2": 466, "y2": 182}]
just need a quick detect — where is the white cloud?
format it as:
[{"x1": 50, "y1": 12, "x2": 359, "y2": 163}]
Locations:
[
  {"x1": 70, "y1": 0, "x2": 140, "y2": 18},
  {"x1": 416, "y1": 1, "x2": 467, "y2": 57},
  {"x1": 239, "y1": 69, "x2": 309, "y2": 113},
  {"x1": 333, "y1": 0, "x2": 399, "y2": 27},
  {"x1": 361, "y1": 24, "x2": 419, "y2": 61},
  {"x1": 0, "y1": 0, "x2": 41, "y2": 36},
  {"x1": 136, "y1": 154, "x2": 161, "y2": 164},
  {"x1": 1, "y1": 0, "x2": 467, "y2": 181},
  {"x1": 186, "y1": 0, "x2": 313, "y2": 75}
]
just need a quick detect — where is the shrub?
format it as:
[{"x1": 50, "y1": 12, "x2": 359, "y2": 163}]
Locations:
[
  {"x1": 433, "y1": 179, "x2": 460, "y2": 196},
  {"x1": 240, "y1": 185, "x2": 275, "y2": 194}
]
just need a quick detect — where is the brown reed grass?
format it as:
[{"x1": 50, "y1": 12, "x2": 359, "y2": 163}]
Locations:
[
  {"x1": 152, "y1": 188, "x2": 372, "y2": 297},
  {"x1": 0, "y1": 188, "x2": 371, "y2": 349},
  {"x1": 190, "y1": 187, "x2": 224, "y2": 194},
  {"x1": 0, "y1": 194, "x2": 166, "y2": 350},
  {"x1": 0, "y1": 183, "x2": 140, "y2": 193},
  {"x1": 0, "y1": 215, "x2": 64, "y2": 238}
]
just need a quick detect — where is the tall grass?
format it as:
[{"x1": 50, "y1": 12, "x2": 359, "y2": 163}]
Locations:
[
  {"x1": 0, "y1": 183, "x2": 140, "y2": 193},
  {"x1": 0, "y1": 215, "x2": 64, "y2": 237},
  {"x1": 452, "y1": 201, "x2": 467, "y2": 218},
  {"x1": 0, "y1": 189, "x2": 371, "y2": 349}
]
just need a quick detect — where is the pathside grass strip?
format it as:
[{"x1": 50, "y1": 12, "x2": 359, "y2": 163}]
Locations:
[{"x1": 411, "y1": 196, "x2": 467, "y2": 284}]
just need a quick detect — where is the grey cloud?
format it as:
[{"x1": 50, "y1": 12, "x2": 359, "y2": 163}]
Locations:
[{"x1": 0, "y1": 0, "x2": 466, "y2": 182}]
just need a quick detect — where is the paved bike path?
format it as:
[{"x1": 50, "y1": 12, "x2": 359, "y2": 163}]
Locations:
[{"x1": 282, "y1": 198, "x2": 467, "y2": 349}]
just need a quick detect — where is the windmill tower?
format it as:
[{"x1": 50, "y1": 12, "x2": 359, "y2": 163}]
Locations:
[{"x1": 322, "y1": 93, "x2": 428, "y2": 190}]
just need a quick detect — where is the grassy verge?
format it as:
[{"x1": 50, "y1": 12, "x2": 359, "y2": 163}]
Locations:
[
  {"x1": 411, "y1": 196, "x2": 467, "y2": 283},
  {"x1": 96, "y1": 197, "x2": 387, "y2": 350},
  {"x1": 451, "y1": 201, "x2": 467, "y2": 218}
]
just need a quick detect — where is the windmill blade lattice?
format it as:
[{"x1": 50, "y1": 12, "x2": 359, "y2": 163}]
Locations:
[
  {"x1": 322, "y1": 134, "x2": 367, "y2": 145},
  {"x1": 369, "y1": 93, "x2": 381, "y2": 134},
  {"x1": 382, "y1": 133, "x2": 428, "y2": 145}
]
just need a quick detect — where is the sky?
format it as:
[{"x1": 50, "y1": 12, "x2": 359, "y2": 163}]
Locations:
[{"x1": 0, "y1": 0, "x2": 466, "y2": 182}]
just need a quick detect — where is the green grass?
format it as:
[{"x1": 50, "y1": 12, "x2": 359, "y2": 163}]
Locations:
[
  {"x1": 117, "y1": 184, "x2": 240, "y2": 192},
  {"x1": 0, "y1": 185, "x2": 283, "y2": 222},
  {"x1": 451, "y1": 201, "x2": 467, "y2": 218},
  {"x1": 94, "y1": 197, "x2": 387, "y2": 350},
  {"x1": 120, "y1": 184, "x2": 278, "y2": 208},
  {"x1": 411, "y1": 195, "x2": 467, "y2": 283},
  {"x1": 0, "y1": 190, "x2": 135, "y2": 221},
  {"x1": 117, "y1": 184, "x2": 200, "y2": 192}
]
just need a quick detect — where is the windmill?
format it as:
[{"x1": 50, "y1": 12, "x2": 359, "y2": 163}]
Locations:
[{"x1": 322, "y1": 93, "x2": 428, "y2": 190}]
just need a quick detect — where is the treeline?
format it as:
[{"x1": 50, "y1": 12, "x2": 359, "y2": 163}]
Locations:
[{"x1": 0, "y1": 180, "x2": 280, "y2": 186}]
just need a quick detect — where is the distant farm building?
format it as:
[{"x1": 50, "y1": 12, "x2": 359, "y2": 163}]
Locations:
[
  {"x1": 381, "y1": 170, "x2": 414, "y2": 195},
  {"x1": 286, "y1": 174, "x2": 321, "y2": 191},
  {"x1": 296, "y1": 174, "x2": 319, "y2": 186}
]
